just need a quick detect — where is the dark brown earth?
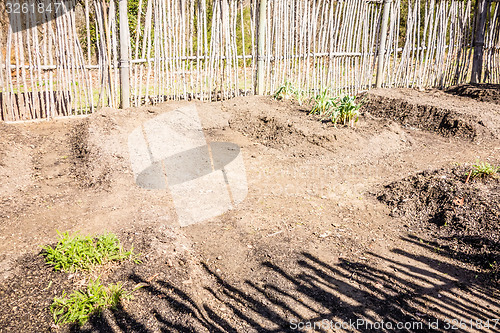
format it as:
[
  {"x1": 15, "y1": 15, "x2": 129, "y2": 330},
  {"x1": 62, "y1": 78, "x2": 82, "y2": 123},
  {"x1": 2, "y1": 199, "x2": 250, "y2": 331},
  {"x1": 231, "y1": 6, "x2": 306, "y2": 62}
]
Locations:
[
  {"x1": 446, "y1": 83, "x2": 500, "y2": 105},
  {"x1": 378, "y1": 165, "x2": 500, "y2": 282},
  {"x1": 360, "y1": 88, "x2": 500, "y2": 141},
  {"x1": 0, "y1": 86, "x2": 499, "y2": 333}
]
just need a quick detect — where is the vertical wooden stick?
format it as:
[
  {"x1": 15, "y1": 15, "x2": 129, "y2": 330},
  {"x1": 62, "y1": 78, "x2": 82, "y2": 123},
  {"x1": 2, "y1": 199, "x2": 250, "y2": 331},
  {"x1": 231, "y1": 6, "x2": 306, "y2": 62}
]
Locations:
[
  {"x1": 119, "y1": 0, "x2": 130, "y2": 108},
  {"x1": 471, "y1": 0, "x2": 490, "y2": 83},
  {"x1": 256, "y1": 0, "x2": 266, "y2": 95},
  {"x1": 376, "y1": 0, "x2": 392, "y2": 88}
]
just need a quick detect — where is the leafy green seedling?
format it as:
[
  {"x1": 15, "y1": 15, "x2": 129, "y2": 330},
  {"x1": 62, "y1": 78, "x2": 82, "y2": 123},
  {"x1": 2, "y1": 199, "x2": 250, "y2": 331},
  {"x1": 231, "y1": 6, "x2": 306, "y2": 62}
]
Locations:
[
  {"x1": 310, "y1": 89, "x2": 337, "y2": 117},
  {"x1": 51, "y1": 279, "x2": 135, "y2": 326},
  {"x1": 469, "y1": 161, "x2": 499, "y2": 179},
  {"x1": 293, "y1": 88, "x2": 308, "y2": 106},
  {"x1": 42, "y1": 231, "x2": 140, "y2": 272},
  {"x1": 273, "y1": 81, "x2": 296, "y2": 101},
  {"x1": 337, "y1": 95, "x2": 362, "y2": 127}
]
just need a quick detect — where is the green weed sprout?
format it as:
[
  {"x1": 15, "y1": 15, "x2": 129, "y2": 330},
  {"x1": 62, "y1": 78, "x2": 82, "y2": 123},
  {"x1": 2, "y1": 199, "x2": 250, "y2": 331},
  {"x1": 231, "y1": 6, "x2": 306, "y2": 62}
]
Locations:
[
  {"x1": 310, "y1": 89, "x2": 338, "y2": 116},
  {"x1": 50, "y1": 279, "x2": 134, "y2": 326},
  {"x1": 273, "y1": 81, "x2": 296, "y2": 100},
  {"x1": 293, "y1": 88, "x2": 308, "y2": 106},
  {"x1": 337, "y1": 95, "x2": 362, "y2": 127},
  {"x1": 470, "y1": 161, "x2": 499, "y2": 179},
  {"x1": 42, "y1": 231, "x2": 140, "y2": 272}
]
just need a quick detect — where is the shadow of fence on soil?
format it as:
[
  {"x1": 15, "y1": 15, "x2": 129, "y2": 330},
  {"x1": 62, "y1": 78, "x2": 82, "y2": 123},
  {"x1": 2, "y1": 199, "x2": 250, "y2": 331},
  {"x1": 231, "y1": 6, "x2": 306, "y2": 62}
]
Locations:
[
  {"x1": 403, "y1": 234, "x2": 499, "y2": 283},
  {"x1": 75, "y1": 239, "x2": 499, "y2": 333}
]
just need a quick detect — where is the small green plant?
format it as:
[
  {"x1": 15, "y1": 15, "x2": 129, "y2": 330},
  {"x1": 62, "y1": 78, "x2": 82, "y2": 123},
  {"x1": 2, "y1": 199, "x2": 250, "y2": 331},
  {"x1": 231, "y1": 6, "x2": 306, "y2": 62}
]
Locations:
[
  {"x1": 274, "y1": 85, "x2": 361, "y2": 127},
  {"x1": 310, "y1": 89, "x2": 338, "y2": 116},
  {"x1": 293, "y1": 88, "x2": 308, "y2": 106},
  {"x1": 51, "y1": 279, "x2": 135, "y2": 326},
  {"x1": 469, "y1": 161, "x2": 499, "y2": 179},
  {"x1": 273, "y1": 81, "x2": 296, "y2": 101},
  {"x1": 337, "y1": 95, "x2": 362, "y2": 127},
  {"x1": 310, "y1": 92, "x2": 362, "y2": 127},
  {"x1": 42, "y1": 231, "x2": 140, "y2": 272}
]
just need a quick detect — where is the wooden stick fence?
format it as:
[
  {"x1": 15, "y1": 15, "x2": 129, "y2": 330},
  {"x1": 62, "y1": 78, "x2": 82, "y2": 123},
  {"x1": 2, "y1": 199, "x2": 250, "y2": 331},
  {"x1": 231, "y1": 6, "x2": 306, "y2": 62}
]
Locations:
[
  {"x1": 484, "y1": 1, "x2": 500, "y2": 83},
  {"x1": 0, "y1": 0, "x2": 499, "y2": 122}
]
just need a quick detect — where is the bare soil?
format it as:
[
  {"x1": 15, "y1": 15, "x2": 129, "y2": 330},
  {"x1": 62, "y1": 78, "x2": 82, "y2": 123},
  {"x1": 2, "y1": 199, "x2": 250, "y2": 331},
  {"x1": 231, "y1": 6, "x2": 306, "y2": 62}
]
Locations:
[{"x1": 0, "y1": 87, "x2": 499, "y2": 332}]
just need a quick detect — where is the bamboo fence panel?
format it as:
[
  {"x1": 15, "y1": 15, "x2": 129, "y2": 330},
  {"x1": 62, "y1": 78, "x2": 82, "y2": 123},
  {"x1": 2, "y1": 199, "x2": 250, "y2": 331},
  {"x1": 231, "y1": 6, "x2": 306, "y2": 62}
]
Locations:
[
  {"x1": 258, "y1": 0, "x2": 383, "y2": 96},
  {"x1": 384, "y1": 0, "x2": 476, "y2": 89},
  {"x1": 484, "y1": 2, "x2": 500, "y2": 83},
  {"x1": 0, "y1": 0, "x2": 95, "y2": 121},
  {"x1": 128, "y1": 0, "x2": 257, "y2": 106},
  {"x1": 1, "y1": 0, "x2": 499, "y2": 121}
]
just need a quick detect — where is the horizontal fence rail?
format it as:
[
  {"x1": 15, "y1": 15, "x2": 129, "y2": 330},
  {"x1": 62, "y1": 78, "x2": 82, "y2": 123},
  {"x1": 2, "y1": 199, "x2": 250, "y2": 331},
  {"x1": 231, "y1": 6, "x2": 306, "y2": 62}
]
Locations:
[{"x1": 0, "y1": 0, "x2": 499, "y2": 122}]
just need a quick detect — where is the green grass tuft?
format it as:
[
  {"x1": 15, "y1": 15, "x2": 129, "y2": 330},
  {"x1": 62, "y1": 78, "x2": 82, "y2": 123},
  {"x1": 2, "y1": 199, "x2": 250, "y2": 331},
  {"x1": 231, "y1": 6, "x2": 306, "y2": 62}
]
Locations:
[
  {"x1": 50, "y1": 279, "x2": 135, "y2": 326},
  {"x1": 470, "y1": 161, "x2": 499, "y2": 179},
  {"x1": 293, "y1": 88, "x2": 308, "y2": 106},
  {"x1": 310, "y1": 89, "x2": 338, "y2": 117},
  {"x1": 273, "y1": 81, "x2": 296, "y2": 101},
  {"x1": 42, "y1": 231, "x2": 140, "y2": 272},
  {"x1": 273, "y1": 82, "x2": 309, "y2": 105}
]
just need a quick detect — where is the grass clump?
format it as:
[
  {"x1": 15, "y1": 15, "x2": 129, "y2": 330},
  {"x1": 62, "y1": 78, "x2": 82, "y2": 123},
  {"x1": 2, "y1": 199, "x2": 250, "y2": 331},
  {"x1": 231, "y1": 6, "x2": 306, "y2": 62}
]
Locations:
[
  {"x1": 310, "y1": 89, "x2": 338, "y2": 116},
  {"x1": 273, "y1": 81, "x2": 308, "y2": 105},
  {"x1": 469, "y1": 161, "x2": 499, "y2": 179},
  {"x1": 51, "y1": 279, "x2": 134, "y2": 326},
  {"x1": 273, "y1": 81, "x2": 296, "y2": 101},
  {"x1": 293, "y1": 88, "x2": 308, "y2": 106},
  {"x1": 42, "y1": 231, "x2": 139, "y2": 272}
]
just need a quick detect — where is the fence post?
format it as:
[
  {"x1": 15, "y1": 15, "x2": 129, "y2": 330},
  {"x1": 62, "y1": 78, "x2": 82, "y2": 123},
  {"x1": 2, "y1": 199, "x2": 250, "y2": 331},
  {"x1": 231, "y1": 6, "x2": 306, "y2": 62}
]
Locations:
[
  {"x1": 471, "y1": 0, "x2": 490, "y2": 84},
  {"x1": 256, "y1": 0, "x2": 267, "y2": 95},
  {"x1": 376, "y1": 0, "x2": 392, "y2": 88},
  {"x1": 119, "y1": 0, "x2": 130, "y2": 108}
]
